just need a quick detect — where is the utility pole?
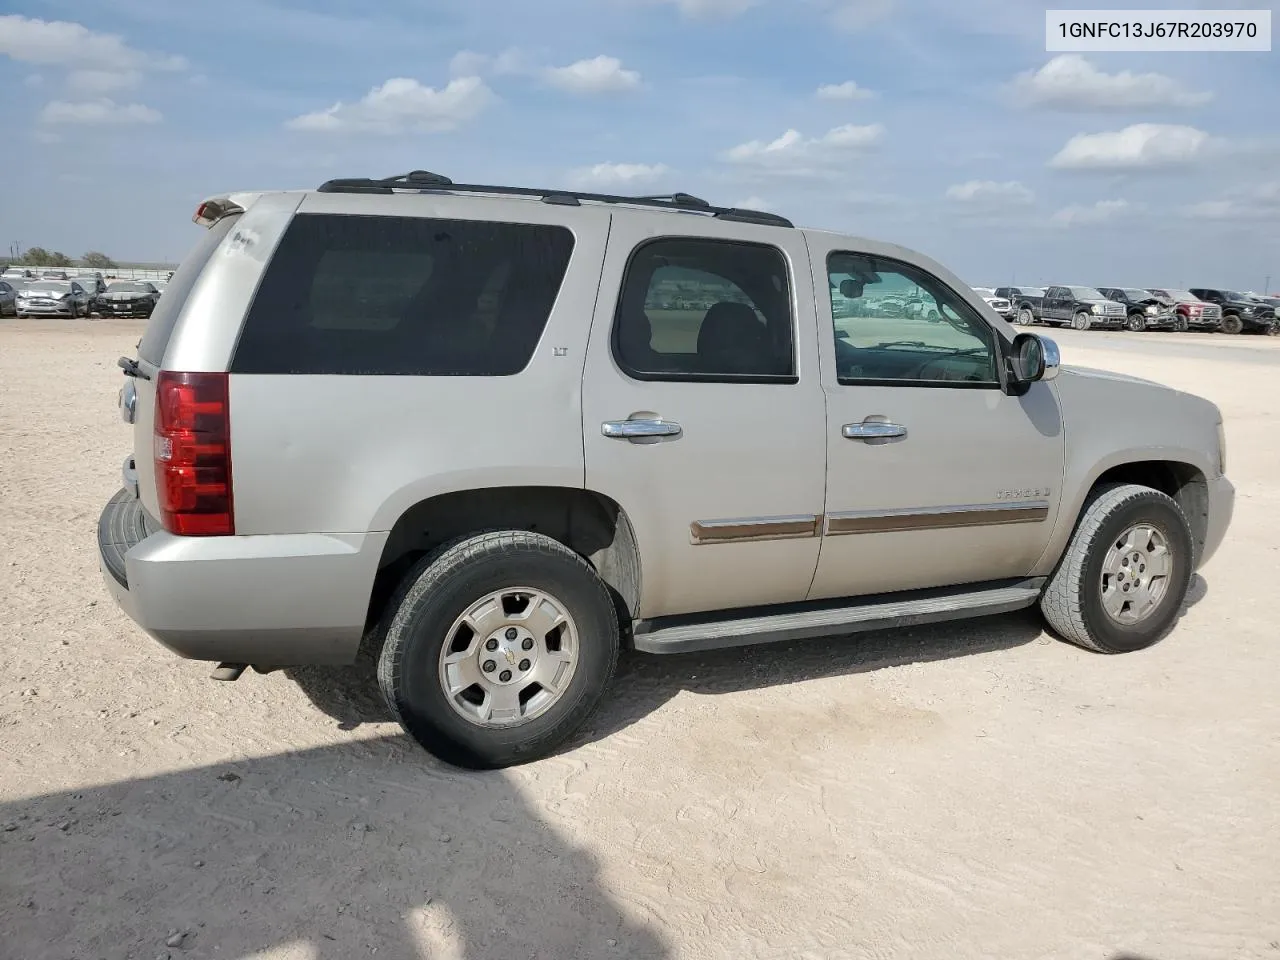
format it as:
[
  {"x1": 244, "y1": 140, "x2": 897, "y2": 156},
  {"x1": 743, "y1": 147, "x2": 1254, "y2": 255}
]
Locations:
[{"x1": 1265, "y1": 274, "x2": 1272, "y2": 294}]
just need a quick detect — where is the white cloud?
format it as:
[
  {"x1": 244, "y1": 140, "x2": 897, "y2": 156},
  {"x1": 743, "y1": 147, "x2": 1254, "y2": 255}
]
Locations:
[
  {"x1": 545, "y1": 56, "x2": 641, "y2": 94},
  {"x1": 67, "y1": 68, "x2": 142, "y2": 95},
  {"x1": 945, "y1": 179, "x2": 1034, "y2": 205},
  {"x1": 568, "y1": 162, "x2": 670, "y2": 189},
  {"x1": 39, "y1": 98, "x2": 162, "y2": 125},
  {"x1": 1182, "y1": 181, "x2": 1280, "y2": 220},
  {"x1": 725, "y1": 123, "x2": 885, "y2": 176},
  {"x1": 448, "y1": 48, "x2": 525, "y2": 78},
  {"x1": 1013, "y1": 55, "x2": 1212, "y2": 111},
  {"x1": 0, "y1": 14, "x2": 185, "y2": 72},
  {"x1": 816, "y1": 80, "x2": 875, "y2": 100},
  {"x1": 1051, "y1": 199, "x2": 1132, "y2": 226},
  {"x1": 286, "y1": 76, "x2": 495, "y2": 135},
  {"x1": 734, "y1": 196, "x2": 771, "y2": 210},
  {"x1": 1050, "y1": 123, "x2": 1211, "y2": 170}
]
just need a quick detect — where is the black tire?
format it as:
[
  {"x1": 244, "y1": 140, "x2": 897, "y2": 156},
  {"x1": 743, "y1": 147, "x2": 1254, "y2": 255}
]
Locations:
[
  {"x1": 1125, "y1": 313, "x2": 1146, "y2": 333},
  {"x1": 377, "y1": 530, "x2": 620, "y2": 769},
  {"x1": 1072, "y1": 311, "x2": 1092, "y2": 331},
  {"x1": 1173, "y1": 314, "x2": 1189, "y2": 333},
  {"x1": 1220, "y1": 314, "x2": 1244, "y2": 335},
  {"x1": 1040, "y1": 483, "x2": 1193, "y2": 654},
  {"x1": 1017, "y1": 307, "x2": 1035, "y2": 326}
]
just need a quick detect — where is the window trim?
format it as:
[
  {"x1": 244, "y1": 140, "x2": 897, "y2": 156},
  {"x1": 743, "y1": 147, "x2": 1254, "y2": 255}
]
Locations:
[
  {"x1": 609, "y1": 236, "x2": 800, "y2": 386},
  {"x1": 825, "y1": 250, "x2": 1007, "y2": 391}
]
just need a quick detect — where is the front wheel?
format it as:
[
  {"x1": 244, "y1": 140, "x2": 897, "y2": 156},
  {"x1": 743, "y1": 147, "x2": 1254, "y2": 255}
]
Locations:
[
  {"x1": 1220, "y1": 314, "x2": 1244, "y2": 335},
  {"x1": 1072, "y1": 311, "x2": 1092, "y2": 331},
  {"x1": 377, "y1": 530, "x2": 620, "y2": 769},
  {"x1": 1017, "y1": 307, "x2": 1034, "y2": 326},
  {"x1": 1125, "y1": 313, "x2": 1146, "y2": 333},
  {"x1": 1173, "y1": 314, "x2": 1189, "y2": 333},
  {"x1": 1040, "y1": 484, "x2": 1193, "y2": 653}
]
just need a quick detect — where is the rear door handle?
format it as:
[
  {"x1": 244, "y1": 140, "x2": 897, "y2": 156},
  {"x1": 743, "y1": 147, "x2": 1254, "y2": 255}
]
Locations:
[
  {"x1": 602, "y1": 418, "x2": 683, "y2": 441},
  {"x1": 843, "y1": 421, "x2": 907, "y2": 441}
]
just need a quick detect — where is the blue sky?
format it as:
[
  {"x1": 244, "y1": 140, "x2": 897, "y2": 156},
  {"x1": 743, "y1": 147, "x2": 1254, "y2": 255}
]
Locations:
[{"x1": 1, "y1": 0, "x2": 1277, "y2": 289}]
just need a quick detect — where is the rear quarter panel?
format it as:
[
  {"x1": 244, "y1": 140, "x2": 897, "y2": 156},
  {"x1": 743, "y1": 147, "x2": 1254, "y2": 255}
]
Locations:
[{"x1": 228, "y1": 193, "x2": 612, "y2": 535}]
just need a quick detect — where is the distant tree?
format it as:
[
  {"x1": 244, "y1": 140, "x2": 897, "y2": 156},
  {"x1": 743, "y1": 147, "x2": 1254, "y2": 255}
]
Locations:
[
  {"x1": 82, "y1": 251, "x2": 117, "y2": 269},
  {"x1": 17, "y1": 247, "x2": 75, "y2": 268},
  {"x1": 18, "y1": 246, "x2": 54, "y2": 266}
]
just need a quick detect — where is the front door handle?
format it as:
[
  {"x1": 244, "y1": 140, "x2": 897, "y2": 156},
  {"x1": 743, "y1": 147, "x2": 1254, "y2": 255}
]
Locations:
[
  {"x1": 843, "y1": 421, "x2": 907, "y2": 441},
  {"x1": 602, "y1": 418, "x2": 683, "y2": 440}
]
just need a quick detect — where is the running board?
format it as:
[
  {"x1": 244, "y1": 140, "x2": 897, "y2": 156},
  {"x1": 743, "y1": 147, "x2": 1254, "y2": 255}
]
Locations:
[{"x1": 631, "y1": 579, "x2": 1045, "y2": 655}]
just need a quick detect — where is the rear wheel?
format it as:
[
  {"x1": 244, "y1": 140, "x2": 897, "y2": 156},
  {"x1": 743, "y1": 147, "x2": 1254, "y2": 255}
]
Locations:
[
  {"x1": 1040, "y1": 484, "x2": 1193, "y2": 654},
  {"x1": 1072, "y1": 311, "x2": 1092, "y2": 331},
  {"x1": 377, "y1": 530, "x2": 620, "y2": 769},
  {"x1": 1125, "y1": 313, "x2": 1146, "y2": 333},
  {"x1": 1220, "y1": 314, "x2": 1244, "y2": 335}
]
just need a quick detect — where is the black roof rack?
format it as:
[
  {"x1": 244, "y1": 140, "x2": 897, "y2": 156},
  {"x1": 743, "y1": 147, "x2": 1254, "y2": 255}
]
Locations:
[{"x1": 315, "y1": 171, "x2": 793, "y2": 228}]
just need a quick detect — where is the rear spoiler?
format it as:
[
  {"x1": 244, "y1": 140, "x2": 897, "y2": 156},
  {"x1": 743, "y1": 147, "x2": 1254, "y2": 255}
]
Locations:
[{"x1": 192, "y1": 190, "x2": 304, "y2": 228}]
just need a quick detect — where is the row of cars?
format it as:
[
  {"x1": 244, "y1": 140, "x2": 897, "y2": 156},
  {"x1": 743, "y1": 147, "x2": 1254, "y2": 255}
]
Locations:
[
  {"x1": 0, "y1": 267, "x2": 166, "y2": 319},
  {"x1": 972, "y1": 284, "x2": 1279, "y2": 335}
]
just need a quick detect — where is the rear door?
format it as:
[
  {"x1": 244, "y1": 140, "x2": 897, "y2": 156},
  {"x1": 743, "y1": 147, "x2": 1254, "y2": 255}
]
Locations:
[
  {"x1": 581, "y1": 217, "x2": 827, "y2": 619},
  {"x1": 1044, "y1": 287, "x2": 1068, "y2": 324}
]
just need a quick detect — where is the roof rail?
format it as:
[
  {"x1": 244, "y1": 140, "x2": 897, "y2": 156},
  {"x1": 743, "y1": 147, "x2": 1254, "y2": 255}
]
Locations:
[{"x1": 314, "y1": 172, "x2": 794, "y2": 228}]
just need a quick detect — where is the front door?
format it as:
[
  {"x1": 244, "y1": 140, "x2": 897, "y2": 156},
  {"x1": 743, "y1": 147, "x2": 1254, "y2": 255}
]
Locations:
[
  {"x1": 808, "y1": 240, "x2": 1067, "y2": 601},
  {"x1": 582, "y1": 217, "x2": 826, "y2": 619}
]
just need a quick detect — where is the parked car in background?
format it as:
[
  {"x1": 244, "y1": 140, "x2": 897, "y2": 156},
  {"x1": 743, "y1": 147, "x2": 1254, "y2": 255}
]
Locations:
[
  {"x1": 2, "y1": 267, "x2": 36, "y2": 284},
  {"x1": 0, "y1": 280, "x2": 17, "y2": 316},
  {"x1": 1016, "y1": 285, "x2": 1126, "y2": 330},
  {"x1": 40, "y1": 270, "x2": 70, "y2": 281},
  {"x1": 995, "y1": 286, "x2": 1045, "y2": 326},
  {"x1": 1146, "y1": 289, "x2": 1219, "y2": 332},
  {"x1": 1189, "y1": 288, "x2": 1277, "y2": 334},
  {"x1": 971, "y1": 287, "x2": 1015, "y2": 320},
  {"x1": 74, "y1": 273, "x2": 107, "y2": 298},
  {"x1": 1097, "y1": 287, "x2": 1177, "y2": 332},
  {"x1": 15, "y1": 279, "x2": 92, "y2": 318},
  {"x1": 91, "y1": 281, "x2": 160, "y2": 318}
]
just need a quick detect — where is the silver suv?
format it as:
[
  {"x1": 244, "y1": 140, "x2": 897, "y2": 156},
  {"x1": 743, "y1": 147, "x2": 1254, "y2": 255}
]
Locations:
[{"x1": 98, "y1": 171, "x2": 1234, "y2": 769}]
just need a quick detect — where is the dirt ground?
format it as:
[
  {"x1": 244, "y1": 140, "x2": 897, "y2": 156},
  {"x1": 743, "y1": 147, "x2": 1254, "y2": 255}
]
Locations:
[{"x1": 2, "y1": 318, "x2": 1278, "y2": 960}]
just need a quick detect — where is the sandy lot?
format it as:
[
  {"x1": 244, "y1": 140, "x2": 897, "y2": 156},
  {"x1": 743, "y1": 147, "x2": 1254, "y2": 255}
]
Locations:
[{"x1": 2, "y1": 319, "x2": 1278, "y2": 960}]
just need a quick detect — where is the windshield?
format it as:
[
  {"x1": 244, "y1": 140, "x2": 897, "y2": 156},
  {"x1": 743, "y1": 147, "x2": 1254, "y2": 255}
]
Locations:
[
  {"x1": 1069, "y1": 286, "x2": 1107, "y2": 300},
  {"x1": 1225, "y1": 291, "x2": 1247, "y2": 301},
  {"x1": 107, "y1": 282, "x2": 152, "y2": 294},
  {"x1": 1122, "y1": 289, "x2": 1153, "y2": 300},
  {"x1": 1158, "y1": 289, "x2": 1195, "y2": 301},
  {"x1": 26, "y1": 281, "x2": 71, "y2": 294}
]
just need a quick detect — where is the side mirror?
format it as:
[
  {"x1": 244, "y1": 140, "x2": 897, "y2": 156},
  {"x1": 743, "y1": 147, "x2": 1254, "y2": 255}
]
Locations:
[
  {"x1": 1009, "y1": 332, "x2": 1060, "y2": 386},
  {"x1": 839, "y1": 278, "x2": 864, "y2": 300}
]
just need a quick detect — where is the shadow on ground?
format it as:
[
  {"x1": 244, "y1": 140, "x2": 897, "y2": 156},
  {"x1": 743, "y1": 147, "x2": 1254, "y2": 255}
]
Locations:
[
  {"x1": 288, "y1": 576, "x2": 1209, "y2": 747},
  {"x1": 0, "y1": 737, "x2": 670, "y2": 960}
]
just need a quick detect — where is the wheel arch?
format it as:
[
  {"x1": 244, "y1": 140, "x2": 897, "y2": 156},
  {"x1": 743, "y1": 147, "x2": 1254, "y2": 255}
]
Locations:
[
  {"x1": 1038, "y1": 456, "x2": 1210, "y2": 576},
  {"x1": 365, "y1": 485, "x2": 642, "y2": 633}
]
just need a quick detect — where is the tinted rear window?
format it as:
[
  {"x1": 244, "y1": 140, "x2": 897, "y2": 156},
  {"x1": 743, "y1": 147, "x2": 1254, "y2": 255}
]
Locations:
[
  {"x1": 230, "y1": 214, "x2": 575, "y2": 376},
  {"x1": 138, "y1": 215, "x2": 239, "y2": 364}
]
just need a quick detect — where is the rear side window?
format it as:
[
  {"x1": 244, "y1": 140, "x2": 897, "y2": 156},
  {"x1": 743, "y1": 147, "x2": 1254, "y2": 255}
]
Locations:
[
  {"x1": 231, "y1": 214, "x2": 574, "y2": 376},
  {"x1": 612, "y1": 238, "x2": 795, "y2": 383},
  {"x1": 138, "y1": 215, "x2": 239, "y2": 364}
]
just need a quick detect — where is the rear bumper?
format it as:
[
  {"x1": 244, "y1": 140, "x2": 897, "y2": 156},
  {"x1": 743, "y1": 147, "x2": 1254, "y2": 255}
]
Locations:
[
  {"x1": 97, "y1": 488, "x2": 387, "y2": 666},
  {"x1": 1198, "y1": 475, "x2": 1235, "y2": 570}
]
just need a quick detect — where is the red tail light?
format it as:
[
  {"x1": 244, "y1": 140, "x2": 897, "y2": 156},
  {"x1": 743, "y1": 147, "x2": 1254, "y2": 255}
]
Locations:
[{"x1": 154, "y1": 371, "x2": 234, "y2": 536}]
